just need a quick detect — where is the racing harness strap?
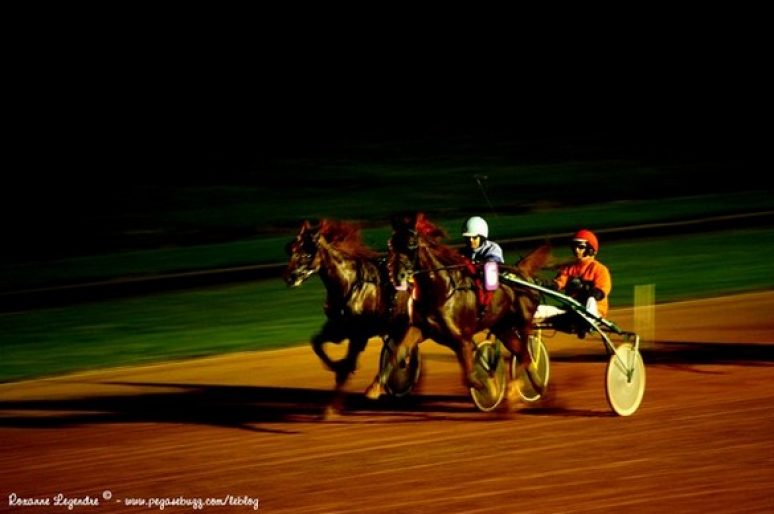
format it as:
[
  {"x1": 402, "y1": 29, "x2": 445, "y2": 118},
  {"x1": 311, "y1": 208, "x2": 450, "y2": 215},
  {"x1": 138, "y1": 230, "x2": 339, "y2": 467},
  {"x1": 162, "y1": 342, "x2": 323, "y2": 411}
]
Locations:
[{"x1": 463, "y1": 259, "x2": 494, "y2": 311}]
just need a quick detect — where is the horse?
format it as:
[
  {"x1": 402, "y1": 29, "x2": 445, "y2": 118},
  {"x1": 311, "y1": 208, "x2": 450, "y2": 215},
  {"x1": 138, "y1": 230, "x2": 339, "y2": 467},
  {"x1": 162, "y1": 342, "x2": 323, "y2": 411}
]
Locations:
[
  {"x1": 384, "y1": 212, "x2": 550, "y2": 401},
  {"x1": 283, "y1": 219, "x2": 410, "y2": 402}
]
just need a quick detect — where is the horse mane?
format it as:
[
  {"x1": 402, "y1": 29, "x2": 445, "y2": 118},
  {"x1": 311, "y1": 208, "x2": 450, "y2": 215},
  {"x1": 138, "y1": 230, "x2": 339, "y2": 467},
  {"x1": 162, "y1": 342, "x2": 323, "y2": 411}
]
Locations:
[
  {"x1": 414, "y1": 213, "x2": 468, "y2": 267},
  {"x1": 415, "y1": 213, "x2": 447, "y2": 241},
  {"x1": 319, "y1": 219, "x2": 379, "y2": 259},
  {"x1": 402, "y1": 213, "x2": 551, "y2": 275}
]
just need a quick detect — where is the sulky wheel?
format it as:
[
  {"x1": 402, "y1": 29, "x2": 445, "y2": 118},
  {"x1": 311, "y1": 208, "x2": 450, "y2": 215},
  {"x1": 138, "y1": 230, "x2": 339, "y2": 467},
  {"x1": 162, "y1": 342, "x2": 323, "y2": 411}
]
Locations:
[
  {"x1": 510, "y1": 333, "x2": 550, "y2": 402},
  {"x1": 380, "y1": 339, "x2": 422, "y2": 398},
  {"x1": 470, "y1": 339, "x2": 507, "y2": 412},
  {"x1": 605, "y1": 342, "x2": 646, "y2": 416}
]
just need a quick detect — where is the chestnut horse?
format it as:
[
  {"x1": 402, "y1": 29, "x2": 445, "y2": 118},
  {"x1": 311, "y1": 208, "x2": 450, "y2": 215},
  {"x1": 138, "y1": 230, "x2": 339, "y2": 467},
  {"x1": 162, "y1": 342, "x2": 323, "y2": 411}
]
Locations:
[
  {"x1": 284, "y1": 220, "x2": 410, "y2": 395},
  {"x1": 385, "y1": 212, "x2": 550, "y2": 397}
]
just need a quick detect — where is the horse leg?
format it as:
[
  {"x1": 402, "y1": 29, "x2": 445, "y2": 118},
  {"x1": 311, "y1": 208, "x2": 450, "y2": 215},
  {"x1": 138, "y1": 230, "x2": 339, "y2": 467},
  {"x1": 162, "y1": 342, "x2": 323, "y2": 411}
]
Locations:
[
  {"x1": 499, "y1": 327, "x2": 530, "y2": 367},
  {"x1": 336, "y1": 334, "x2": 367, "y2": 386},
  {"x1": 309, "y1": 323, "x2": 342, "y2": 418},
  {"x1": 311, "y1": 321, "x2": 347, "y2": 374},
  {"x1": 365, "y1": 326, "x2": 422, "y2": 399},
  {"x1": 323, "y1": 338, "x2": 362, "y2": 419},
  {"x1": 451, "y1": 336, "x2": 482, "y2": 390},
  {"x1": 313, "y1": 324, "x2": 364, "y2": 416},
  {"x1": 311, "y1": 336, "x2": 338, "y2": 373},
  {"x1": 498, "y1": 326, "x2": 544, "y2": 402}
]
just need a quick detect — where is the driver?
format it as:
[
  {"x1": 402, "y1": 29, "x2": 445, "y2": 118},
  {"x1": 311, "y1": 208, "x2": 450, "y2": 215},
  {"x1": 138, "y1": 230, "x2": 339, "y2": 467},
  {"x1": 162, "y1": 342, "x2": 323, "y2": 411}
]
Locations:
[
  {"x1": 460, "y1": 216, "x2": 504, "y2": 318},
  {"x1": 552, "y1": 229, "x2": 612, "y2": 318},
  {"x1": 460, "y1": 216, "x2": 504, "y2": 264}
]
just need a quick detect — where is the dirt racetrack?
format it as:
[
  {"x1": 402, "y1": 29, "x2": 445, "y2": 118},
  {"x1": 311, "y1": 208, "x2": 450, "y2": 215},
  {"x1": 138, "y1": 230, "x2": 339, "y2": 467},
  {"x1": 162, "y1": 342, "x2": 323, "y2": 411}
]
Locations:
[{"x1": 2, "y1": 291, "x2": 774, "y2": 513}]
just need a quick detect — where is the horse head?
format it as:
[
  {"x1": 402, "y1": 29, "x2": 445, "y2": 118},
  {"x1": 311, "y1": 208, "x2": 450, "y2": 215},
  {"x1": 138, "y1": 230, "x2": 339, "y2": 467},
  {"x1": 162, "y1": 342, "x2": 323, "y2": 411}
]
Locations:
[
  {"x1": 283, "y1": 220, "x2": 323, "y2": 287},
  {"x1": 387, "y1": 212, "x2": 451, "y2": 288},
  {"x1": 387, "y1": 213, "x2": 420, "y2": 288}
]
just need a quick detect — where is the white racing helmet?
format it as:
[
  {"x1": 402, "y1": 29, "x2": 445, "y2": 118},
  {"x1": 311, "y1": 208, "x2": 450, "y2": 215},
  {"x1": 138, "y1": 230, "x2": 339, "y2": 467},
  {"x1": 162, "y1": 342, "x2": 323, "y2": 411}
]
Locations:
[{"x1": 462, "y1": 216, "x2": 489, "y2": 238}]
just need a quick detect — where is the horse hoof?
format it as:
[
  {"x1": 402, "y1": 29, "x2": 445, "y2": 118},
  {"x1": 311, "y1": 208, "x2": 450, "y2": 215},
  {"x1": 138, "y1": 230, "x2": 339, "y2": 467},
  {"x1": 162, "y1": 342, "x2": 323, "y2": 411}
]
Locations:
[
  {"x1": 364, "y1": 382, "x2": 384, "y2": 400},
  {"x1": 467, "y1": 371, "x2": 485, "y2": 391},
  {"x1": 524, "y1": 362, "x2": 545, "y2": 395},
  {"x1": 506, "y1": 380, "x2": 524, "y2": 406},
  {"x1": 321, "y1": 404, "x2": 343, "y2": 420}
]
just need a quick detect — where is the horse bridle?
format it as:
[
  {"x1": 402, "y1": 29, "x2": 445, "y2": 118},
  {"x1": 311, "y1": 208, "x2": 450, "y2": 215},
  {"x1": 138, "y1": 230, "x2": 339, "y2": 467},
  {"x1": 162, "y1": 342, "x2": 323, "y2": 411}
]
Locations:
[
  {"x1": 389, "y1": 227, "x2": 473, "y2": 297},
  {"x1": 286, "y1": 229, "x2": 322, "y2": 285},
  {"x1": 388, "y1": 228, "x2": 420, "y2": 287}
]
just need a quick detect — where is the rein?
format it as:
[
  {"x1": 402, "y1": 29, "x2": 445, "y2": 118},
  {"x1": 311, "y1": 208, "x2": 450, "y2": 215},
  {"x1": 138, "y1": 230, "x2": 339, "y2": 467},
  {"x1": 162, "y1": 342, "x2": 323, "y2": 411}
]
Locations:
[
  {"x1": 410, "y1": 264, "x2": 468, "y2": 276},
  {"x1": 408, "y1": 258, "x2": 479, "y2": 300}
]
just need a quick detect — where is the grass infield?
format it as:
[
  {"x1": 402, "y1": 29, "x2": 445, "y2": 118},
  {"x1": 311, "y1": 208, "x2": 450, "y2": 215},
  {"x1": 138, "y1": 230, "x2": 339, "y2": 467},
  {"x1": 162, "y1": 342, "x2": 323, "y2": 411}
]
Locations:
[{"x1": 2, "y1": 226, "x2": 773, "y2": 382}]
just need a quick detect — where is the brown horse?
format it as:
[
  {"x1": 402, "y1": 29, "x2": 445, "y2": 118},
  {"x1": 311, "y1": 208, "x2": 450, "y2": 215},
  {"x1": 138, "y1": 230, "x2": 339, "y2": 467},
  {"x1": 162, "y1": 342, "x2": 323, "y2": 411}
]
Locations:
[
  {"x1": 385, "y1": 212, "x2": 550, "y2": 398},
  {"x1": 284, "y1": 220, "x2": 410, "y2": 396}
]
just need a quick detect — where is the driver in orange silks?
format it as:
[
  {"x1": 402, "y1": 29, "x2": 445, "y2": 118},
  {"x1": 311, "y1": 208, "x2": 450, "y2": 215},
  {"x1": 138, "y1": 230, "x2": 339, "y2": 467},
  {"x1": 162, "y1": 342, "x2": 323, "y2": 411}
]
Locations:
[{"x1": 552, "y1": 229, "x2": 612, "y2": 318}]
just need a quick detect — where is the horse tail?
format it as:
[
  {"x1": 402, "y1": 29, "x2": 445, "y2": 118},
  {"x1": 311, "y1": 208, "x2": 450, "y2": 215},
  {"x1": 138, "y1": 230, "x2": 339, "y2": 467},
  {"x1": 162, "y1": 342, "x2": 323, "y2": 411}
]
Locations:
[{"x1": 516, "y1": 244, "x2": 552, "y2": 277}]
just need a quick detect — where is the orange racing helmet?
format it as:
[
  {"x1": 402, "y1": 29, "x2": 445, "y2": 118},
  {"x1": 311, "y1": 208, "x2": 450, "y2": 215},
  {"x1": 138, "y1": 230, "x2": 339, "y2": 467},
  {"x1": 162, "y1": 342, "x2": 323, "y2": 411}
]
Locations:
[{"x1": 572, "y1": 229, "x2": 599, "y2": 254}]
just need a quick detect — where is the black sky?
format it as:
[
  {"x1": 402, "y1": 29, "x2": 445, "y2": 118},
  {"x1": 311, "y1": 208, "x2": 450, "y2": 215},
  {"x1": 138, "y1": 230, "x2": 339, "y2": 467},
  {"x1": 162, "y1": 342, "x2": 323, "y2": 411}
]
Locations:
[
  {"x1": 5, "y1": 19, "x2": 768, "y2": 212},
  {"x1": 2, "y1": 13, "x2": 770, "y2": 265}
]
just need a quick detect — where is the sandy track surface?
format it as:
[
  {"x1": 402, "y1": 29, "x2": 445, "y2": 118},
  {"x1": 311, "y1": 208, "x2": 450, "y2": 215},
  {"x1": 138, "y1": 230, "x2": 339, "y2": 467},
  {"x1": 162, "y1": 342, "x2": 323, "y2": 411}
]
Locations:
[{"x1": 2, "y1": 291, "x2": 774, "y2": 513}]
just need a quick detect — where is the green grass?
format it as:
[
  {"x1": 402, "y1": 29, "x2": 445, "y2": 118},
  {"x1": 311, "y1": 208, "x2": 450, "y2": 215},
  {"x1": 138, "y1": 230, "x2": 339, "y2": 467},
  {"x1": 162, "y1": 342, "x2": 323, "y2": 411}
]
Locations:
[
  {"x1": 578, "y1": 228, "x2": 774, "y2": 305},
  {"x1": 2, "y1": 227, "x2": 773, "y2": 383},
  {"x1": 3, "y1": 191, "x2": 772, "y2": 291},
  {"x1": 6, "y1": 135, "x2": 772, "y2": 290},
  {"x1": 0, "y1": 279, "x2": 327, "y2": 383},
  {"x1": 3, "y1": 139, "x2": 772, "y2": 382}
]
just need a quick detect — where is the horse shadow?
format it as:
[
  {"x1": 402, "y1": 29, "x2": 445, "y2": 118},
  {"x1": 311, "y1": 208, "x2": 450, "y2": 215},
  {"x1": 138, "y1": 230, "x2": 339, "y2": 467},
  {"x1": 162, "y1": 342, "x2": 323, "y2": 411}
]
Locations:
[
  {"x1": 5, "y1": 341, "x2": 768, "y2": 432},
  {"x1": 0, "y1": 382, "x2": 501, "y2": 433}
]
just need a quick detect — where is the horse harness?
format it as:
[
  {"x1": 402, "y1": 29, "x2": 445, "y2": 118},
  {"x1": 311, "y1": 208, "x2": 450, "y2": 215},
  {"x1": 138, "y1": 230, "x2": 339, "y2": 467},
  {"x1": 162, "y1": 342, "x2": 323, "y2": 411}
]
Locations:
[
  {"x1": 324, "y1": 258, "x2": 383, "y2": 319},
  {"x1": 408, "y1": 260, "x2": 495, "y2": 319}
]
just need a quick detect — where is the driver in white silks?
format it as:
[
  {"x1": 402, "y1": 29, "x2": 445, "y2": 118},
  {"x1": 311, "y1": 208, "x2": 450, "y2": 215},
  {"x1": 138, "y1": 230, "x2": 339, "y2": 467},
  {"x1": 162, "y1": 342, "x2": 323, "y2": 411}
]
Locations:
[
  {"x1": 460, "y1": 216, "x2": 504, "y2": 265},
  {"x1": 460, "y1": 216, "x2": 504, "y2": 318},
  {"x1": 536, "y1": 229, "x2": 612, "y2": 324}
]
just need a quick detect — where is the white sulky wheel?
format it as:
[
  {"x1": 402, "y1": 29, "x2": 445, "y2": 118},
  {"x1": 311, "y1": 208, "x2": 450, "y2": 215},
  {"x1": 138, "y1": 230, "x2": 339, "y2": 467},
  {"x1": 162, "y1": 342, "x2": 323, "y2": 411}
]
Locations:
[
  {"x1": 510, "y1": 333, "x2": 550, "y2": 402},
  {"x1": 470, "y1": 339, "x2": 507, "y2": 412},
  {"x1": 380, "y1": 340, "x2": 422, "y2": 398},
  {"x1": 605, "y1": 342, "x2": 646, "y2": 416}
]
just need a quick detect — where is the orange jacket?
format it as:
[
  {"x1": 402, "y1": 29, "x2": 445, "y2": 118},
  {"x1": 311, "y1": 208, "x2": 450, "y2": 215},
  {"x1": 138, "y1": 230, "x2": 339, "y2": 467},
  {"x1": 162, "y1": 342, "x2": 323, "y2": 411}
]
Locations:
[{"x1": 553, "y1": 259, "x2": 612, "y2": 317}]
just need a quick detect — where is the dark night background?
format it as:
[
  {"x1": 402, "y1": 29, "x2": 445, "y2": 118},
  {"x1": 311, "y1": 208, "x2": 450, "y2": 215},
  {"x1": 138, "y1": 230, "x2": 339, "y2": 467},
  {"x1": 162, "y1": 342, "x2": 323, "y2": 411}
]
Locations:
[{"x1": 3, "y1": 17, "x2": 768, "y2": 264}]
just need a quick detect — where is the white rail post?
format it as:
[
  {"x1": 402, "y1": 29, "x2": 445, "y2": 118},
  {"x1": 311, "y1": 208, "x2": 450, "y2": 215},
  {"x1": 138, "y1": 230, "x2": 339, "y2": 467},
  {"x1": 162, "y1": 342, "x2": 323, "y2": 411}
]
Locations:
[{"x1": 634, "y1": 284, "x2": 655, "y2": 349}]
